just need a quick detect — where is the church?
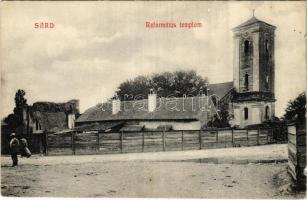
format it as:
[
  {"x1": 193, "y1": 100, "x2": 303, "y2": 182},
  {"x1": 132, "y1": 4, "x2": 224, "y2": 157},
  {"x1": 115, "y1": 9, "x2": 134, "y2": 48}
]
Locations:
[{"x1": 75, "y1": 15, "x2": 276, "y2": 130}]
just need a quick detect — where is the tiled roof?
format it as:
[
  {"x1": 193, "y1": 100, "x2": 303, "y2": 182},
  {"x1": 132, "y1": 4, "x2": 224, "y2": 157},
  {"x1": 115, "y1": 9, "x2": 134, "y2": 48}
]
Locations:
[
  {"x1": 76, "y1": 96, "x2": 208, "y2": 123},
  {"x1": 233, "y1": 16, "x2": 276, "y2": 30},
  {"x1": 76, "y1": 82, "x2": 234, "y2": 123}
]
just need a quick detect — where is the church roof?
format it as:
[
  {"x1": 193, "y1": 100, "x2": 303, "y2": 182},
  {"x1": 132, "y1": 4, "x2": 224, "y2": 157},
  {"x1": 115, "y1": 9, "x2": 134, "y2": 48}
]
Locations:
[
  {"x1": 208, "y1": 81, "x2": 233, "y2": 99},
  {"x1": 233, "y1": 16, "x2": 276, "y2": 30}
]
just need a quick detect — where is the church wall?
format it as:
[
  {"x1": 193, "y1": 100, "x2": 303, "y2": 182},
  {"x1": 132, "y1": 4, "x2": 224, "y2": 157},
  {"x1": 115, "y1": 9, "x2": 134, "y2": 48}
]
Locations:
[
  {"x1": 252, "y1": 32, "x2": 260, "y2": 91},
  {"x1": 239, "y1": 36, "x2": 254, "y2": 93},
  {"x1": 259, "y1": 30, "x2": 275, "y2": 93},
  {"x1": 232, "y1": 101, "x2": 275, "y2": 128},
  {"x1": 233, "y1": 37, "x2": 240, "y2": 91}
]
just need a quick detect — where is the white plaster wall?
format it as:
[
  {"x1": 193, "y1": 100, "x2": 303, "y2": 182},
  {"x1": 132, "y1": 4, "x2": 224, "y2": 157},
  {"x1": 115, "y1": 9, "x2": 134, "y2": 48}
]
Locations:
[
  {"x1": 232, "y1": 101, "x2": 275, "y2": 128},
  {"x1": 139, "y1": 121, "x2": 201, "y2": 130},
  {"x1": 233, "y1": 108, "x2": 241, "y2": 126},
  {"x1": 252, "y1": 107, "x2": 261, "y2": 124}
]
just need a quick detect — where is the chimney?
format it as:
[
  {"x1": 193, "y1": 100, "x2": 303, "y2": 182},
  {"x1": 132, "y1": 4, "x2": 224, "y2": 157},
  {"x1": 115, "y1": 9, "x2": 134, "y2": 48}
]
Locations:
[
  {"x1": 112, "y1": 97, "x2": 121, "y2": 115},
  {"x1": 67, "y1": 114, "x2": 76, "y2": 129},
  {"x1": 148, "y1": 89, "x2": 157, "y2": 112}
]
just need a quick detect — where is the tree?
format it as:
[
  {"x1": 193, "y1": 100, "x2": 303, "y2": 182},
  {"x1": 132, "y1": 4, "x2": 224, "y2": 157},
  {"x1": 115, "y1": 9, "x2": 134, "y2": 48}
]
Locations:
[
  {"x1": 115, "y1": 70, "x2": 208, "y2": 100},
  {"x1": 205, "y1": 105, "x2": 231, "y2": 128},
  {"x1": 284, "y1": 92, "x2": 306, "y2": 124},
  {"x1": 14, "y1": 89, "x2": 27, "y2": 114},
  {"x1": 3, "y1": 89, "x2": 28, "y2": 133},
  {"x1": 3, "y1": 114, "x2": 21, "y2": 130}
]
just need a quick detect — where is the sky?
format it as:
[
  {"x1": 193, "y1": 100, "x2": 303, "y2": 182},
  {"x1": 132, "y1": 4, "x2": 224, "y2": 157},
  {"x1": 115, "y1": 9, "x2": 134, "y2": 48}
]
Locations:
[{"x1": 1, "y1": 1, "x2": 305, "y2": 118}]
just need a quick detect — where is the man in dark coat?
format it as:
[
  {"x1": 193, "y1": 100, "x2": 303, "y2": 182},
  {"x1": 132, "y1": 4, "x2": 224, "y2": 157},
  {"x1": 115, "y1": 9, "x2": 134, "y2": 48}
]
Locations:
[{"x1": 9, "y1": 133, "x2": 19, "y2": 167}]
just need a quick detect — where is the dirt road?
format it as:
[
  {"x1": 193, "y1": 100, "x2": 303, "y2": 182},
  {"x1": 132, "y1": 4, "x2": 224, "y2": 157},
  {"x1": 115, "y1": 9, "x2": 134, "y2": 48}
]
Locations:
[{"x1": 1, "y1": 144, "x2": 305, "y2": 198}]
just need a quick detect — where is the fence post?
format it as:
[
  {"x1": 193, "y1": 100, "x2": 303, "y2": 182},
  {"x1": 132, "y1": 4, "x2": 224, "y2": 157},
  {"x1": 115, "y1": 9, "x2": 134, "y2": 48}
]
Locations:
[
  {"x1": 199, "y1": 130, "x2": 202, "y2": 149},
  {"x1": 120, "y1": 131, "x2": 123, "y2": 153},
  {"x1": 71, "y1": 131, "x2": 75, "y2": 155},
  {"x1": 142, "y1": 131, "x2": 145, "y2": 152},
  {"x1": 162, "y1": 131, "x2": 165, "y2": 151},
  {"x1": 246, "y1": 129, "x2": 249, "y2": 145},
  {"x1": 231, "y1": 128, "x2": 234, "y2": 146},
  {"x1": 45, "y1": 132, "x2": 48, "y2": 156},
  {"x1": 257, "y1": 128, "x2": 260, "y2": 145},
  {"x1": 181, "y1": 130, "x2": 184, "y2": 151},
  {"x1": 216, "y1": 129, "x2": 219, "y2": 143},
  {"x1": 97, "y1": 132, "x2": 100, "y2": 152}
]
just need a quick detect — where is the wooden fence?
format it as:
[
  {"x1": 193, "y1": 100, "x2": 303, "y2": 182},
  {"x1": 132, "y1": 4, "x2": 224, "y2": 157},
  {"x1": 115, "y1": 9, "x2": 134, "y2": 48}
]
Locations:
[
  {"x1": 45, "y1": 128, "x2": 275, "y2": 156},
  {"x1": 288, "y1": 123, "x2": 306, "y2": 189}
]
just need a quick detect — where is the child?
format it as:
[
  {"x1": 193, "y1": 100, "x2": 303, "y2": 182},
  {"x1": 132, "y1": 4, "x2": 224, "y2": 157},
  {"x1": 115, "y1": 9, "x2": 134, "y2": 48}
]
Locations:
[{"x1": 20, "y1": 138, "x2": 31, "y2": 158}]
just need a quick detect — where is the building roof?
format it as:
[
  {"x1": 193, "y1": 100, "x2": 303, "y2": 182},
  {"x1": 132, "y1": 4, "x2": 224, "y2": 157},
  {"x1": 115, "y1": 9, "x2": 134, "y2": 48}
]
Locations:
[
  {"x1": 76, "y1": 82, "x2": 234, "y2": 124},
  {"x1": 233, "y1": 16, "x2": 276, "y2": 30},
  {"x1": 33, "y1": 111, "x2": 68, "y2": 132},
  {"x1": 208, "y1": 81, "x2": 233, "y2": 99},
  {"x1": 76, "y1": 96, "x2": 208, "y2": 123}
]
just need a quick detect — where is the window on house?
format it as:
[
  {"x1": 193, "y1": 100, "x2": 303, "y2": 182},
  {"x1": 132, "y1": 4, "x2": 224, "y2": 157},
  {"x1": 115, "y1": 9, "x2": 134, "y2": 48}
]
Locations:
[
  {"x1": 244, "y1": 74, "x2": 249, "y2": 90},
  {"x1": 244, "y1": 107, "x2": 248, "y2": 120},
  {"x1": 265, "y1": 106, "x2": 270, "y2": 120},
  {"x1": 244, "y1": 40, "x2": 250, "y2": 56}
]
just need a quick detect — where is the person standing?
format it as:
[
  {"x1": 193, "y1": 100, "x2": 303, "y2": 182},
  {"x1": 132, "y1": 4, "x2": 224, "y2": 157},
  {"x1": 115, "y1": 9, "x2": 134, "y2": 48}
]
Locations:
[{"x1": 9, "y1": 133, "x2": 19, "y2": 167}]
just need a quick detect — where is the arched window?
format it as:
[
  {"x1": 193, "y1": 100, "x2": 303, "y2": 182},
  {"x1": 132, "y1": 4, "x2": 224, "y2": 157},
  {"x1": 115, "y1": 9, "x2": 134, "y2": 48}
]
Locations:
[
  {"x1": 244, "y1": 107, "x2": 248, "y2": 120},
  {"x1": 35, "y1": 120, "x2": 40, "y2": 130},
  {"x1": 265, "y1": 75, "x2": 269, "y2": 90},
  {"x1": 244, "y1": 74, "x2": 249, "y2": 90},
  {"x1": 265, "y1": 106, "x2": 270, "y2": 120},
  {"x1": 244, "y1": 40, "x2": 250, "y2": 56},
  {"x1": 265, "y1": 40, "x2": 269, "y2": 52}
]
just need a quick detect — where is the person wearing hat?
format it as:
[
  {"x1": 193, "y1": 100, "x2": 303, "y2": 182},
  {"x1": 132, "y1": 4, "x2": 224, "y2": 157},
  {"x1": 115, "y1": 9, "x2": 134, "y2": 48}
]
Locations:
[{"x1": 9, "y1": 133, "x2": 19, "y2": 167}]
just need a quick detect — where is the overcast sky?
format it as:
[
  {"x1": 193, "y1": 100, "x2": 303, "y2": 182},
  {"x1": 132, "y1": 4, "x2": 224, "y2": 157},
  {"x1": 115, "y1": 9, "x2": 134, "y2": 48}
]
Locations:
[{"x1": 1, "y1": 1, "x2": 305, "y2": 118}]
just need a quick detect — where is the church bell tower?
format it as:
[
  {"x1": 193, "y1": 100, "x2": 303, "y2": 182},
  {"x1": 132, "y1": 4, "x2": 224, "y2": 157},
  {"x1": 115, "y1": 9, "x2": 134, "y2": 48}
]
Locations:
[{"x1": 231, "y1": 13, "x2": 276, "y2": 127}]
